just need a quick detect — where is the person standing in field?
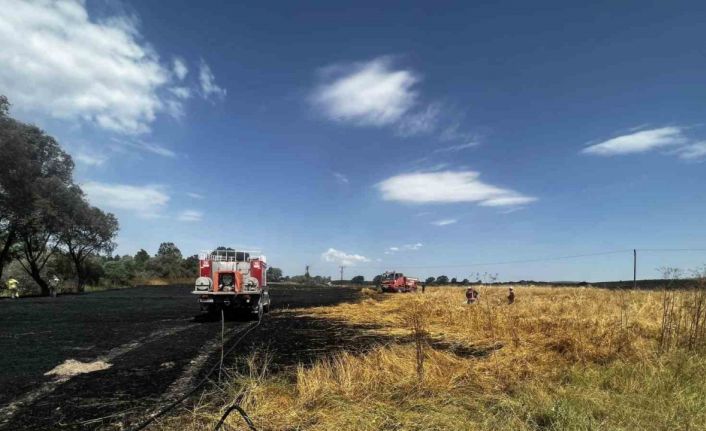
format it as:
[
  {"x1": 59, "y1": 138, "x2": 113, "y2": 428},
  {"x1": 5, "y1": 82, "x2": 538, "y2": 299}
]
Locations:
[
  {"x1": 466, "y1": 287, "x2": 479, "y2": 304},
  {"x1": 49, "y1": 275, "x2": 61, "y2": 297},
  {"x1": 508, "y1": 287, "x2": 515, "y2": 304},
  {"x1": 6, "y1": 278, "x2": 19, "y2": 299}
]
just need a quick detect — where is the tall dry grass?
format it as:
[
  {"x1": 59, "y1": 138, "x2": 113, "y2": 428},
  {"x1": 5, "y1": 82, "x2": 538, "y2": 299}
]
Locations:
[{"x1": 161, "y1": 285, "x2": 706, "y2": 431}]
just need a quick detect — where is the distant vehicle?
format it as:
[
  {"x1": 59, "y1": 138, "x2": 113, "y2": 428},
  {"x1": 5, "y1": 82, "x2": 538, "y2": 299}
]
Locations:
[
  {"x1": 192, "y1": 249, "x2": 271, "y2": 318},
  {"x1": 379, "y1": 271, "x2": 420, "y2": 293}
]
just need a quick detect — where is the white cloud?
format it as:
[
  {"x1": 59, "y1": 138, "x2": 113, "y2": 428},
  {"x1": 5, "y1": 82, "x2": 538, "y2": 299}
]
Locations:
[
  {"x1": 333, "y1": 172, "x2": 349, "y2": 184},
  {"x1": 172, "y1": 57, "x2": 188, "y2": 80},
  {"x1": 386, "y1": 243, "x2": 423, "y2": 254},
  {"x1": 377, "y1": 170, "x2": 536, "y2": 207},
  {"x1": 674, "y1": 141, "x2": 706, "y2": 161},
  {"x1": 395, "y1": 103, "x2": 441, "y2": 137},
  {"x1": 431, "y1": 219, "x2": 457, "y2": 226},
  {"x1": 169, "y1": 87, "x2": 192, "y2": 100},
  {"x1": 112, "y1": 139, "x2": 176, "y2": 158},
  {"x1": 321, "y1": 248, "x2": 370, "y2": 266},
  {"x1": 186, "y1": 192, "x2": 204, "y2": 199},
  {"x1": 0, "y1": 0, "x2": 180, "y2": 134},
  {"x1": 582, "y1": 127, "x2": 687, "y2": 156},
  {"x1": 75, "y1": 153, "x2": 107, "y2": 166},
  {"x1": 177, "y1": 210, "x2": 203, "y2": 222},
  {"x1": 433, "y1": 142, "x2": 479, "y2": 153},
  {"x1": 310, "y1": 57, "x2": 479, "y2": 143},
  {"x1": 311, "y1": 57, "x2": 419, "y2": 127},
  {"x1": 199, "y1": 60, "x2": 226, "y2": 99},
  {"x1": 82, "y1": 182, "x2": 169, "y2": 218}
]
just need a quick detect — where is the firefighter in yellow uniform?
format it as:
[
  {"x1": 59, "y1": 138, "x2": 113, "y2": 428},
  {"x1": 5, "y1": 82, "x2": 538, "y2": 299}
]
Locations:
[{"x1": 6, "y1": 278, "x2": 19, "y2": 299}]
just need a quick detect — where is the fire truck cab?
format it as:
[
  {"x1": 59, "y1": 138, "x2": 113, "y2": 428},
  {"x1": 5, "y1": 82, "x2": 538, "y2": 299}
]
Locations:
[{"x1": 192, "y1": 249, "x2": 271, "y2": 318}]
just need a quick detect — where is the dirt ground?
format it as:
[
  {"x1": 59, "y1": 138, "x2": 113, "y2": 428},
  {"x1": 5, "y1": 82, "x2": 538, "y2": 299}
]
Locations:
[{"x1": 0, "y1": 284, "x2": 364, "y2": 430}]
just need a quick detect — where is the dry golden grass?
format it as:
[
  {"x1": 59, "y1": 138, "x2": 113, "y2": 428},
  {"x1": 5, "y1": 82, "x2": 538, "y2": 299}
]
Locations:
[{"x1": 161, "y1": 286, "x2": 706, "y2": 431}]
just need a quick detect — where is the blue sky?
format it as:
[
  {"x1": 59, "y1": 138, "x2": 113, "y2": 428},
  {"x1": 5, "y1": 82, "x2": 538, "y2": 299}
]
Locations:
[{"x1": 2, "y1": 0, "x2": 706, "y2": 281}]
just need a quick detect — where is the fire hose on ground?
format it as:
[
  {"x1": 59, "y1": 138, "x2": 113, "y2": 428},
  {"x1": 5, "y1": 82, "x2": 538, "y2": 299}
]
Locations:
[{"x1": 127, "y1": 311, "x2": 263, "y2": 431}]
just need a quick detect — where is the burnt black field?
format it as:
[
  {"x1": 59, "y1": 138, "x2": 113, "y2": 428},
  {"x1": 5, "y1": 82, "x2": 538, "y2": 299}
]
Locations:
[{"x1": 0, "y1": 284, "x2": 363, "y2": 430}]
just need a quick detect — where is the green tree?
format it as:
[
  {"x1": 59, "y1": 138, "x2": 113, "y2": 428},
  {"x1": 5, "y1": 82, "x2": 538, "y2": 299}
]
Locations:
[
  {"x1": 147, "y1": 242, "x2": 185, "y2": 278},
  {"x1": 267, "y1": 267, "x2": 283, "y2": 282},
  {"x1": 134, "y1": 249, "x2": 150, "y2": 269},
  {"x1": 425, "y1": 277, "x2": 436, "y2": 285},
  {"x1": 58, "y1": 188, "x2": 118, "y2": 291},
  {"x1": 182, "y1": 254, "x2": 199, "y2": 276},
  {"x1": 451, "y1": 277, "x2": 457, "y2": 284},
  {"x1": 0, "y1": 96, "x2": 78, "y2": 294},
  {"x1": 351, "y1": 275, "x2": 365, "y2": 284},
  {"x1": 372, "y1": 274, "x2": 383, "y2": 285},
  {"x1": 436, "y1": 275, "x2": 449, "y2": 285}
]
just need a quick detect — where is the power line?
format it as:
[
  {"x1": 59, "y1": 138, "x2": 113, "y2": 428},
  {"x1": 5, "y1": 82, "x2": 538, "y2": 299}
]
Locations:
[
  {"x1": 358, "y1": 249, "x2": 634, "y2": 270},
  {"x1": 348, "y1": 248, "x2": 706, "y2": 271}
]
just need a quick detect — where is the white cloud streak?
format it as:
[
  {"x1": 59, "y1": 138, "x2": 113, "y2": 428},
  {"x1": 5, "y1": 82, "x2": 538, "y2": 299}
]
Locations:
[
  {"x1": 172, "y1": 57, "x2": 188, "y2": 80},
  {"x1": 433, "y1": 142, "x2": 479, "y2": 153},
  {"x1": 321, "y1": 248, "x2": 370, "y2": 266},
  {"x1": 0, "y1": 0, "x2": 177, "y2": 134},
  {"x1": 199, "y1": 60, "x2": 226, "y2": 99},
  {"x1": 333, "y1": 172, "x2": 349, "y2": 184},
  {"x1": 186, "y1": 192, "x2": 204, "y2": 199},
  {"x1": 674, "y1": 141, "x2": 706, "y2": 161},
  {"x1": 582, "y1": 127, "x2": 687, "y2": 156},
  {"x1": 82, "y1": 182, "x2": 169, "y2": 218},
  {"x1": 377, "y1": 170, "x2": 536, "y2": 207},
  {"x1": 386, "y1": 243, "x2": 423, "y2": 254},
  {"x1": 177, "y1": 210, "x2": 203, "y2": 222},
  {"x1": 431, "y1": 219, "x2": 457, "y2": 226},
  {"x1": 75, "y1": 153, "x2": 107, "y2": 166}
]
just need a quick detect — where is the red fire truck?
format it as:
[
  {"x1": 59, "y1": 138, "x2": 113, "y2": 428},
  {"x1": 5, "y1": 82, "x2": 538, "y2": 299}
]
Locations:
[
  {"x1": 192, "y1": 249, "x2": 271, "y2": 318},
  {"x1": 379, "y1": 271, "x2": 420, "y2": 293}
]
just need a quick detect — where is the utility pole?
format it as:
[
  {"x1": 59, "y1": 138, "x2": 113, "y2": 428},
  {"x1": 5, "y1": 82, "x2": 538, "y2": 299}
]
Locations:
[
  {"x1": 305, "y1": 265, "x2": 310, "y2": 278},
  {"x1": 339, "y1": 266, "x2": 345, "y2": 282},
  {"x1": 633, "y1": 249, "x2": 637, "y2": 289}
]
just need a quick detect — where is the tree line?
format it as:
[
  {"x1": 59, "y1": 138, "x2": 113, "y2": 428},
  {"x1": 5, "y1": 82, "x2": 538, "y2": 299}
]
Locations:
[{"x1": 1, "y1": 96, "x2": 119, "y2": 295}]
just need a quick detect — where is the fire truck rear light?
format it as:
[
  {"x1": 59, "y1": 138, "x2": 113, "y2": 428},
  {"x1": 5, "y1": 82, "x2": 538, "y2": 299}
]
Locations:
[{"x1": 200, "y1": 295, "x2": 209, "y2": 300}]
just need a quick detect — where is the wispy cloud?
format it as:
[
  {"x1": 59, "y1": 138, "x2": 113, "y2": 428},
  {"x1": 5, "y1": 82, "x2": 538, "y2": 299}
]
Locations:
[
  {"x1": 433, "y1": 142, "x2": 479, "y2": 153},
  {"x1": 82, "y1": 182, "x2": 169, "y2": 218},
  {"x1": 311, "y1": 57, "x2": 418, "y2": 127},
  {"x1": 431, "y1": 219, "x2": 457, "y2": 226},
  {"x1": 177, "y1": 210, "x2": 203, "y2": 222},
  {"x1": 186, "y1": 192, "x2": 204, "y2": 199},
  {"x1": 582, "y1": 127, "x2": 687, "y2": 156},
  {"x1": 112, "y1": 139, "x2": 176, "y2": 158},
  {"x1": 333, "y1": 172, "x2": 349, "y2": 184},
  {"x1": 321, "y1": 248, "x2": 370, "y2": 266},
  {"x1": 172, "y1": 57, "x2": 189, "y2": 81},
  {"x1": 385, "y1": 243, "x2": 423, "y2": 254},
  {"x1": 75, "y1": 153, "x2": 107, "y2": 167},
  {"x1": 310, "y1": 56, "x2": 476, "y2": 144},
  {"x1": 377, "y1": 170, "x2": 536, "y2": 207},
  {"x1": 395, "y1": 103, "x2": 441, "y2": 137},
  {"x1": 199, "y1": 60, "x2": 227, "y2": 100},
  {"x1": 674, "y1": 141, "x2": 706, "y2": 161}
]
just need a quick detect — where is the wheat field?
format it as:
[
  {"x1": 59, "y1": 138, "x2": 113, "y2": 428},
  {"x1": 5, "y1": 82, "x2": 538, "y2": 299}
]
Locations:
[{"x1": 162, "y1": 285, "x2": 706, "y2": 431}]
